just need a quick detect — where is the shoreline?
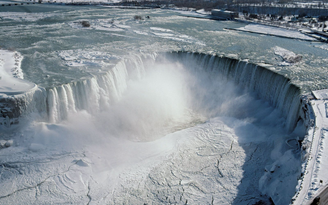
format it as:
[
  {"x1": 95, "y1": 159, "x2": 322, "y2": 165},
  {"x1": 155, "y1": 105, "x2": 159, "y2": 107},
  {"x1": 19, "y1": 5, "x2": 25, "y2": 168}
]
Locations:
[{"x1": 0, "y1": 49, "x2": 35, "y2": 96}]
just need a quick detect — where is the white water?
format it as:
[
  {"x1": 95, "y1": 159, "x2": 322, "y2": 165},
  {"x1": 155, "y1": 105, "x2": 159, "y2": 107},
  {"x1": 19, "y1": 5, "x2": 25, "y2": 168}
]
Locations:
[
  {"x1": 42, "y1": 52, "x2": 301, "y2": 131},
  {"x1": 0, "y1": 52, "x2": 304, "y2": 204}
]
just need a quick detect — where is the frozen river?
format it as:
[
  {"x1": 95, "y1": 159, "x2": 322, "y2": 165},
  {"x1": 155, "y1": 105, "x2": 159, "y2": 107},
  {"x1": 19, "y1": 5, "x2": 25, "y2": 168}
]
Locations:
[{"x1": 0, "y1": 3, "x2": 328, "y2": 205}]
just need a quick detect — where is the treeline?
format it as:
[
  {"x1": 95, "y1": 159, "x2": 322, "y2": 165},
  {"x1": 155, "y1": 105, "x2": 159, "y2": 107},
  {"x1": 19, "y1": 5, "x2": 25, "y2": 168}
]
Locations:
[
  {"x1": 120, "y1": 0, "x2": 228, "y2": 10},
  {"x1": 119, "y1": 0, "x2": 328, "y2": 11}
]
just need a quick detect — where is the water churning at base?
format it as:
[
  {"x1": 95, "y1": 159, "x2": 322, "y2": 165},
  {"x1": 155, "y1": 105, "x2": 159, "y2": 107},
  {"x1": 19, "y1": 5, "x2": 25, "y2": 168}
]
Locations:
[
  {"x1": 43, "y1": 52, "x2": 301, "y2": 135},
  {"x1": 1, "y1": 51, "x2": 302, "y2": 139},
  {"x1": 0, "y1": 51, "x2": 304, "y2": 205}
]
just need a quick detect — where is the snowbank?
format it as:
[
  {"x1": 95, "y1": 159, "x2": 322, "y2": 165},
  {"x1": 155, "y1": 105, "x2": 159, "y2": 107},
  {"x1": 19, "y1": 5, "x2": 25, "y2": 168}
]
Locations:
[
  {"x1": 235, "y1": 23, "x2": 317, "y2": 41},
  {"x1": 0, "y1": 49, "x2": 45, "y2": 128},
  {"x1": 292, "y1": 89, "x2": 328, "y2": 204},
  {"x1": 0, "y1": 49, "x2": 35, "y2": 95},
  {"x1": 273, "y1": 46, "x2": 302, "y2": 65},
  {"x1": 0, "y1": 12, "x2": 57, "y2": 22}
]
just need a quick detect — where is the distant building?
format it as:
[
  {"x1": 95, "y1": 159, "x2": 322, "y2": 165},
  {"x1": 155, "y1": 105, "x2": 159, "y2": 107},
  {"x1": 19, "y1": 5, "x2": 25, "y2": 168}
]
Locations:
[{"x1": 211, "y1": 9, "x2": 239, "y2": 20}]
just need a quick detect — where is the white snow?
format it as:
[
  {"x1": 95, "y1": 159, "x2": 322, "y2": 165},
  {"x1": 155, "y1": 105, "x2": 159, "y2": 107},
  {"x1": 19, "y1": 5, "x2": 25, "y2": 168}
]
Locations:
[
  {"x1": 172, "y1": 9, "x2": 211, "y2": 19},
  {"x1": 236, "y1": 23, "x2": 317, "y2": 41},
  {"x1": 150, "y1": 27, "x2": 174, "y2": 33},
  {"x1": 292, "y1": 90, "x2": 328, "y2": 204},
  {"x1": 0, "y1": 49, "x2": 35, "y2": 95},
  {"x1": 133, "y1": 30, "x2": 148, "y2": 35},
  {"x1": 67, "y1": 19, "x2": 129, "y2": 32},
  {"x1": 314, "y1": 43, "x2": 328, "y2": 51},
  {"x1": 149, "y1": 27, "x2": 205, "y2": 45},
  {"x1": 312, "y1": 89, "x2": 328, "y2": 100},
  {"x1": 131, "y1": 26, "x2": 205, "y2": 45},
  {"x1": 195, "y1": 9, "x2": 211, "y2": 15},
  {"x1": 57, "y1": 49, "x2": 118, "y2": 68},
  {"x1": 0, "y1": 12, "x2": 57, "y2": 22},
  {"x1": 234, "y1": 2, "x2": 328, "y2": 8},
  {"x1": 273, "y1": 46, "x2": 302, "y2": 65},
  {"x1": 0, "y1": 110, "x2": 296, "y2": 204}
]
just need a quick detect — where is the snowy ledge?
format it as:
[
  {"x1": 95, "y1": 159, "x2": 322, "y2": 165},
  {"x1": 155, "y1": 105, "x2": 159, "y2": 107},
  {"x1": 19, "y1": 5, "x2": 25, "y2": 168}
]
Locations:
[
  {"x1": 292, "y1": 89, "x2": 328, "y2": 204},
  {"x1": 0, "y1": 49, "x2": 36, "y2": 96},
  {"x1": 227, "y1": 23, "x2": 318, "y2": 42},
  {"x1": 0, "y1": 49, "x2": 40, "y2": 127}
]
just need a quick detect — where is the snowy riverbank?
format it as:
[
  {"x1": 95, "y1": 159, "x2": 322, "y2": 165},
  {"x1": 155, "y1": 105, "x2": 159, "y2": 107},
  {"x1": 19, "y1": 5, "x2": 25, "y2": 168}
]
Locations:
[
  {"x1": 292, "y1": 90, "x2": 328, "y2": 204},
  {"x1": 0, "y1": 49, "x2": 42, "y2": 128},
  {"x1": 0, "y1": 49, "x2": 35, "y2": 96}
]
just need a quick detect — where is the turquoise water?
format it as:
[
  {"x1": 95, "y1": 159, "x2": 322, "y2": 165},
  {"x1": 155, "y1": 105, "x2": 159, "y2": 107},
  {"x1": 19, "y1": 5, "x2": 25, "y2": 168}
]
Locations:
[{"x1": 0, "y1": 4, "x2": 327, "y2": 91}]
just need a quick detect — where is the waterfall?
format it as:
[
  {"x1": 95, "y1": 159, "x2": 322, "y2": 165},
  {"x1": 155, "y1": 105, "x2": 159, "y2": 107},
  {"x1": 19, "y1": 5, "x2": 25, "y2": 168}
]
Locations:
[
  {"x1": 1, "y1": 52, "x2": 301, "y2": 132},
  {"x1": 165, "y1": 51, "x2": 301, "y2": 131},
  {"x1": 45, "y1": 54, "x2": 150, "y2": 123}
]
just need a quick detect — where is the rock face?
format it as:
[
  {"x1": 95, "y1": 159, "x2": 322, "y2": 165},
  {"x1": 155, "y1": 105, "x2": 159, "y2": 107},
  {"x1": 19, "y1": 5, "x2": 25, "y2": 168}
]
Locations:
[
  {"x1": 286, "y1": 55, "x2": 303, "y2": 63},
  {"x1": 81, "y1": 21, "x2": 90, "y2": 27},
  {"x1": 0, "y1": 87, "x2": 47, "y2": 128},
  {"x1": 0, "y1": 96, "x2": 24, "y2": 127},
  {"x1": 273, "y1": 46, "x2": 302, "y2": 64},
  {"x1": 0, "y1": 140, "x2": 13, "y2": 149}
]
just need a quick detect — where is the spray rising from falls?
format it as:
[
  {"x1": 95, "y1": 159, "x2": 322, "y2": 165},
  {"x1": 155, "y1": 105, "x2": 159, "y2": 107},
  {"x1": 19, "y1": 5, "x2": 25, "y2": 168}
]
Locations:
[
  {"x1": 0, "y1": 51, "x2": 304, "y2": 205},
  {"x1": 166, "y1": 51, "x2": 301, "y2": 131},
  {"x1": 47, "y1": 61, "x2": 129, "y2": 123},
  {"x1": 1, "y1": 52, "x2": 301, "y2": 138}
]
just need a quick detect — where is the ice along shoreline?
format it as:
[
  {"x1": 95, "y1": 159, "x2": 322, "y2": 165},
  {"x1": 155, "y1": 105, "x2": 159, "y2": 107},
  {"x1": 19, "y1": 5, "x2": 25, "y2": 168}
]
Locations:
[
  {"x1": 293, "y1": 89, "x2": 328, "y2": 205},
  {"x1": 0, "y1": 49, "x2": 41, "y2": 128},
  {"x1": 0, "y1": 49, "x2": 36, "y2": 96}
]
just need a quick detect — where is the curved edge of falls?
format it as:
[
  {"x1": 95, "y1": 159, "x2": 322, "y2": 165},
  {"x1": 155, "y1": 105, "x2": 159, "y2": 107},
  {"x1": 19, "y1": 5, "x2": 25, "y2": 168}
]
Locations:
[
  {"x1": 0, "y1": 51, "x2": 302, "y2": 131},
  {"x1": 46, "y1": 53, "x2": 153, "y2": 123},
  {"x1": 167, "y1": 51, "x2": 301, "y2": 132},
  {"x1": 1, "y1": 51, "x2": 319, "y2": 204},
  {"x1": 0, "y1": 85, "x2": 47, "y2": 127}
]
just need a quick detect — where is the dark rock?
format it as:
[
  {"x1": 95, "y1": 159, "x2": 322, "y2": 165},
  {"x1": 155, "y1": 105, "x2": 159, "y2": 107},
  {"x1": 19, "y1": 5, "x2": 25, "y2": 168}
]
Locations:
[
  {"x1": 310, "y1": 196, "x2": 320, "y2": 205},
  {"x1": 134, "y1": 15, "x2": 143, "y2": 20},
  {"x1": 81, "y1": 21, "x2": 90, "y2": 27}
]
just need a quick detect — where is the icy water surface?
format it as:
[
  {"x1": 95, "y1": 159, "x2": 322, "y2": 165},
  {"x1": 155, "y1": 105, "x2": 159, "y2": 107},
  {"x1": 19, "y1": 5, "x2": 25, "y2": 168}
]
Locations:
[
  {"x1": 0, "y1": 4, "x2": 327, "y2": 91},
  {"x1": 0, "y1": 3, "x2": 326, "y2": 205}
]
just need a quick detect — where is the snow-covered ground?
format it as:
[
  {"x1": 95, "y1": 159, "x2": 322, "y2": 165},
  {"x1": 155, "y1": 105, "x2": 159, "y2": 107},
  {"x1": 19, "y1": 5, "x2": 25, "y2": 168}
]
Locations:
[
  {"x1": 232, "y1": 2, "x2": 328, "y2": 9},
  {"x1": 235, "y1": 13, "x2": 328, "y2": 41},
  {"x1": 273, "y1": 46, "x2": 303, "y2": 65},
  {"x1": 0, "y1": 12, "x2": 57, "y2": 22},
  {"x1": 234, "y1": 23, "x2": 317, "y2": 41},
  {"x1": 292, "y1": 90, "x2": 328, "y2": 204}
]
